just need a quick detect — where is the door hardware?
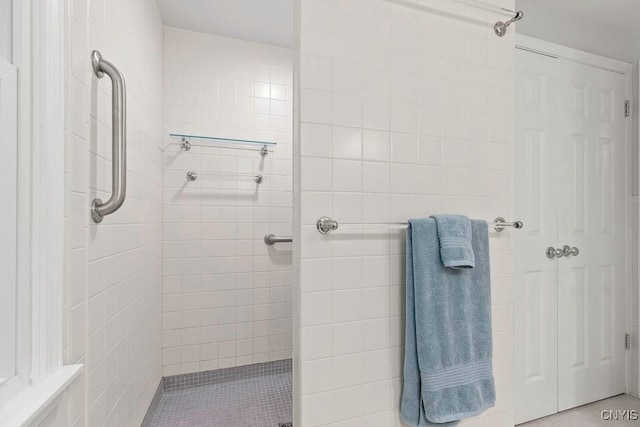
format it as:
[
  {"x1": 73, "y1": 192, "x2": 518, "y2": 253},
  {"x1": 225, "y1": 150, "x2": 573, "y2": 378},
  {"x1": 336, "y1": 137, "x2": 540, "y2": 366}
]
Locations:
[
  {"x1": 546, "y1": 247, "x2": 564, "y2": 259},
  {"x1": 562, "y1": 245, "x2": 579, "y2": 257}
]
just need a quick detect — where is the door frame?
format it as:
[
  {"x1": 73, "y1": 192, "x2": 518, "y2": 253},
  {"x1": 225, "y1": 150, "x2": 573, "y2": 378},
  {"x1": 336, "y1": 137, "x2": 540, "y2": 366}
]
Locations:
[
  {"x1": 514, "y1": 34, "x2": 635, "y2": 398},
  {"x1": 0, "y1": 0, "x2": 66, "y2": 409}
]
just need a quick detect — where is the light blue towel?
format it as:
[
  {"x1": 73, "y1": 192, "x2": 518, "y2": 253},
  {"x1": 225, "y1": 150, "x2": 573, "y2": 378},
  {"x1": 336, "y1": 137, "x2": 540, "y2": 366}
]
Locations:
[
  {"x1": 401, "y1": 218, "x2": 495, "y2": 426},
  {"x1": 430, "y1": 215, "x2": 475, "y2": 269}
]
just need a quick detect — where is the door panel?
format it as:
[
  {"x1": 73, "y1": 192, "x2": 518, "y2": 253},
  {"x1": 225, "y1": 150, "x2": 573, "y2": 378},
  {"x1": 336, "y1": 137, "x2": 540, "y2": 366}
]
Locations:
[
  {"x1": 514, "y1": 49, "x2": 559, "y2": 424},
  {"x1": 515, "y1": 51, "x2": 628, "y2": 423},
  {"x1": 557, "y1": 59, "x2": 627, "y2": 410}
]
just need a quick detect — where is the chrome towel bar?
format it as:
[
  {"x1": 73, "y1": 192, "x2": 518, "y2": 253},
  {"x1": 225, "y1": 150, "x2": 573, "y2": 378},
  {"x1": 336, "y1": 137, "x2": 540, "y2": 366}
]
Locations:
[
  {"x1": 316, "y1": 216, "x2": 523, "y2": 234},
  {"x1": 264, "y1": 234, "x2": 293, "y2": 245},
  {"x1": 91, "y1": 51, "x2": 127, "y2": 223},
  {"x1": 186, "y1": 171, "x2": 263, "y2": 184}
]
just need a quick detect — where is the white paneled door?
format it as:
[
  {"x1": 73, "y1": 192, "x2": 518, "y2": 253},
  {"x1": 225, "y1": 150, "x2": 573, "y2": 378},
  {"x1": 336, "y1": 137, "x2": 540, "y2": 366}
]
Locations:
[
  {"x1": 515, "y1": 49, "x2": 628, "y2": 424},
  {"x1": 514, "y1": 49, "x2": 559, "y2": 423},
  {"x1": 556, "y1": 59, "x2": 627, "y2": 411}
]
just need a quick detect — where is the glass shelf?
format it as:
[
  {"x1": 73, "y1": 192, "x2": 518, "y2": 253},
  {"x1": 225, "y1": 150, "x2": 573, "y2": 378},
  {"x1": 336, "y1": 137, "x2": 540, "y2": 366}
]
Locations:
[{"x1": 169, "y1": 133, "x2": 277, "y2": 157}]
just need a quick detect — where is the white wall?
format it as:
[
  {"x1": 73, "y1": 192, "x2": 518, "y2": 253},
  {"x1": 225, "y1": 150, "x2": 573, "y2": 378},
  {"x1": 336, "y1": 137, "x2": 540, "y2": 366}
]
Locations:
[
  {"x1": 161, "y1": 28, "x2": 293, "y2": 376},
  {"x1": 294, "y1": 0, "x2": 516, "y2": 425},
  {"x1": 0, "y1": 0, "x2": 11, "y2": 62},
  {"x1": 632, "y1": 35, "x2": 640, "y2": 64},
  {"x1": 516, "y1": 5, "x2": 635, "y2": 63},
  {"x1": 63, "y1": 0, "x2": 164, "y2": 426}
]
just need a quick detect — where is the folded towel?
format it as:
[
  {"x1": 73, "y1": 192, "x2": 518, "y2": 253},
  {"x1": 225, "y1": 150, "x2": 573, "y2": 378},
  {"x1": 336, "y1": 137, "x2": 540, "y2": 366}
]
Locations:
[
  {"x1": 401, "y1": 218, "x2": 495, "y2": 426},
  {"x1": 430, "y1": 215, "x2": 475, "y2": 269}
]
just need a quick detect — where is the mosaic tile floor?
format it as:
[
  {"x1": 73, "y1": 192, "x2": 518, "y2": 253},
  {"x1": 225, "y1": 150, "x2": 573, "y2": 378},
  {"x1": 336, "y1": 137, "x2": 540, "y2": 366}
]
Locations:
[{"x1": 147, "y1": 366, "x2": 292, "y2": 427}]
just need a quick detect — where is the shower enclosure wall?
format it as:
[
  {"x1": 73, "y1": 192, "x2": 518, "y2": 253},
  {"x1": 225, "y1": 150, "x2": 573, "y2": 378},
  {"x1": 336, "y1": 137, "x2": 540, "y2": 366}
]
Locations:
[
  {"x1": 161, "y1": 28, "x2": 293, "y2": 376},
  {"x1": 293, "y1": 0, "x2": 517, "y2": 425},
  {"x1": 63, "y1": 0, "x2": 164, "y2": 425}
]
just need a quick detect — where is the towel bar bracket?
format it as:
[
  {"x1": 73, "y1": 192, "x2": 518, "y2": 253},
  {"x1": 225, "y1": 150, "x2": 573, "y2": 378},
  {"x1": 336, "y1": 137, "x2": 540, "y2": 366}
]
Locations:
[
  {"x1": 317, "y1": 216, "x2": 339, "y2": 234},
  {"x1": 264, "y1": 234, "x2": 293, "y2": 245},
  {"x1": 492, "y1": 217, "x2": 524, "y2": 232}
]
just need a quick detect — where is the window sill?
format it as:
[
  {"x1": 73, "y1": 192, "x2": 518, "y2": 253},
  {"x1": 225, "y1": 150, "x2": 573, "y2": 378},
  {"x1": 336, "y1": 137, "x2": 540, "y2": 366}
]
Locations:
[{"x1": 0, "y1": 365, "x2": 83, "y2": 427}]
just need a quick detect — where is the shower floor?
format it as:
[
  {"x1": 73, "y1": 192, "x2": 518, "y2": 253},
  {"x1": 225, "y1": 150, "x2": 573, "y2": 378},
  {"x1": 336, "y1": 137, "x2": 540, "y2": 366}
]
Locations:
[{"x1": 146, "y1": 361, "x2": 292, "y2": 427}]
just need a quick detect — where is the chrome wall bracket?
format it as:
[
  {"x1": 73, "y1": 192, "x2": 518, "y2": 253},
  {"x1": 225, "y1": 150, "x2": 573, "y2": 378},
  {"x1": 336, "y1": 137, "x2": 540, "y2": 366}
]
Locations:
[
  {"x1": 317, "y1": 216, "x2": 339, "y2": 234},
  {"x1": 91, "y1": 50, "x2": 104, "y2": 78},
  {"x1": 260, "y1": 145, "x2": 269, "y2": 157},
  {"x1": 494, "y1": 11, "x2": 524, "y2": 37},
  {"x1": 493, "y1": 217, "x2": 524, "y2": 232},
  {"x1": 264, "y1": 234, "x2": 293, "y2": 245}
]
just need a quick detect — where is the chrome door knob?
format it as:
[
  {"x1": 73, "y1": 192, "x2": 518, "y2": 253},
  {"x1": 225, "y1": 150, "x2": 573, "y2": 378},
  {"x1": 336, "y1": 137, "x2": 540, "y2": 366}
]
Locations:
[
  {"x1": 562, "y1": 245, "x2": 579, "y2": 257},
  {"x1": 546, "y1": 247, "x2": 564, "y2": 259}
]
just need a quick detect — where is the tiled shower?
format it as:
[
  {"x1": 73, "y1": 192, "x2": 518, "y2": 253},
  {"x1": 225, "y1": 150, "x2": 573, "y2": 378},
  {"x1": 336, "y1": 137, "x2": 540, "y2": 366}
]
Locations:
[
  {"x1": 154, "y1": 26, "x2": 294, "y2": 426},
  {"x1": 160, "y1": 27, "x2": 293, "y2": 376}
]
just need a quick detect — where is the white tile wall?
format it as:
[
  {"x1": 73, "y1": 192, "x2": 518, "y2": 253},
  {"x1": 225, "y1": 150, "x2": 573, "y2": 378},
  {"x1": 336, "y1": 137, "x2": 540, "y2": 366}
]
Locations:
[
  {"x1": 294, "y1": 0, "x2": 516, "y2": 425},
  {"x1": 161, "y1": 28, "x2": 293, "y2": 376},
  {"x1": 63, "y1": 0, "x2": 164, "y2": 426}
]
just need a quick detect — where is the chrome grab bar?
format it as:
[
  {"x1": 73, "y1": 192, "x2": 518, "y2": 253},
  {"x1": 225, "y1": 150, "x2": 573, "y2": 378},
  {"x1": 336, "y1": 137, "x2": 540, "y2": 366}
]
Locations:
[
  {"x1": 264, "y1": 234, "x2": 293, "y2": 245},
  {"x1": 91, "y1": 50, "x2": 127, "y2": 223}
]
